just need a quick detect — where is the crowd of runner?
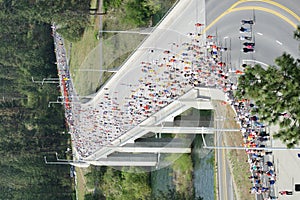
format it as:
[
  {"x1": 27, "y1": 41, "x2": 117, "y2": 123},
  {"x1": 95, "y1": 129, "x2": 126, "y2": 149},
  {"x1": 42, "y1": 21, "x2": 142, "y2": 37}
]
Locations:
[
  {"x1": 232, "y1": 99, "x2": 277, "y2": 199},
  {"x1": 52, "y1": 24, "x2": 277, "y2": 198},
  {"x1": 65, "y1": 31, "x2": 238, "y2": 157}
]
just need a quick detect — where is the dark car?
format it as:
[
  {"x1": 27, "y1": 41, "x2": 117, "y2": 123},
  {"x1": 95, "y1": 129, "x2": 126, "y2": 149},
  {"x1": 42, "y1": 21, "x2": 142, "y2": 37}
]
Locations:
[
  {"x1": 241, "y1": 20, "x2": 254, "y2": 25},
  {"x1": 242, "y1": 48, "x2": 255, "y2": 53},
  {"x1": 240, "y1": 26, "x2": 251, "y2": 33},
  {"x1": 243, "y1": 42, "x2": 255, "y2": 47}
]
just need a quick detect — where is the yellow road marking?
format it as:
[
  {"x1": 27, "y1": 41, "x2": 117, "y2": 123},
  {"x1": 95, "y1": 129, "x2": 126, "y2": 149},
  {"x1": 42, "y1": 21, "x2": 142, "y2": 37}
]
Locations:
[
  {"x1": 202, "y1": 9, "x2": 231, "y2": 34},
  {"x1": 203, "y1": 0, "x2": 299, "y2": 34},
  {"x1": 228, "y1": 2, "x2": 241, "y2": 10},
  {"x1": 232, "y1": 6, "x2": 297, "y2": 29},
  {"x1": 236, "y1": 0, "x2": 300, "y2": 22},
  {"x1": 222, "y1": 146, "x2": 228, "y2": 200}
]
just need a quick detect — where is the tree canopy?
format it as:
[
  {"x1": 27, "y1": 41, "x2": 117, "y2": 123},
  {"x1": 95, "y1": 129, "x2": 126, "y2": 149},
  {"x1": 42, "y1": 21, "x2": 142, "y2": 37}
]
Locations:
[
  {"x1": 0, "y1": 0, "x2": 92, "y2": 199},
  {"x1": 235, "y1": 26, "x2": 300, "y2": 148},
  {"x1": 103, "y1": 0, "x2": 162, "y2": 27},
  {"x1": 85, "y1": 166, "x2": 151, "y2": 200}
]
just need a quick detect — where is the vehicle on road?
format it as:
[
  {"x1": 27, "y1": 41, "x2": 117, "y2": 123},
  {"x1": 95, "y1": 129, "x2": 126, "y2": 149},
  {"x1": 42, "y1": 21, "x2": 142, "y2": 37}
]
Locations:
[
  {"x1": 239, "y1": 36, "x2": 252, "y2": 41},
  {"x1": 241, "y1": 19, "x2": 254, "y2": 25},
  {"x1": 240, "y1": 27, "x2": 251, "y2": 33},
  {"x1": 242, "y1": 48, "x2": 255, "y2": 53},
  {"x1": 243, "y1": 42, "x2": 255, "y2": 47}
]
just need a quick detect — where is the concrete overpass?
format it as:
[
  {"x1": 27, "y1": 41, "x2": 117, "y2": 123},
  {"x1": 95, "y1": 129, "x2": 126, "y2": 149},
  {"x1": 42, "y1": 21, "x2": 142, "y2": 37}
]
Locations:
[
  {"x1": 53, "y1": 0, "x2": 239, "y2": 167},
  {"x1": 78, "y1": 87, "x2": 237, "y2": 167}
]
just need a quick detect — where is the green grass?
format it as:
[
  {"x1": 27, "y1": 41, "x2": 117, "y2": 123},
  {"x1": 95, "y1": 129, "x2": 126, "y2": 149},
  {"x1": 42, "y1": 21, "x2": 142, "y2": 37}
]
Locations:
[
  {"x1": 68, "y1": 27, "x2": 100, "y2": 96},
  {"x1": 172, "y1": 154, "x2": 193, "y2": 173},
  {"x1": 165, "y1": 152, "x2": 194, "y2": 198},
  {"x1": 76, "y1": 167, "x2": 88, "y2": 200},
  {"x1": 206, "y1": 153, "x2": 215, "y2": 165}
]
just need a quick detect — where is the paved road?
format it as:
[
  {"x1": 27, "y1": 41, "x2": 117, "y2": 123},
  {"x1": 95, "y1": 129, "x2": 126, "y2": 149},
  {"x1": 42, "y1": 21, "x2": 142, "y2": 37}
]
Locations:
[
  {"x1": 214, "y1": 102, "x2": 235, "y2": 200},
  {"x1": 271, "y1": 124, "x2": 300, "y2": 200},
  {"x1": 204, "y1": 1, "x2": 300, "y2": 200},
  {"x1": 205, "y1": 0, "x2": 299, "y2": 68}
]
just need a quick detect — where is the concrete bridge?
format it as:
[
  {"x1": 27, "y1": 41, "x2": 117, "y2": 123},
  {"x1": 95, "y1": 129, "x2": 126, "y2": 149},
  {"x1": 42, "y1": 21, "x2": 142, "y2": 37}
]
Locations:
[
  {"x1": 77, "y1": 87, "x2": 235, "y2": 167},
  {"x1": 53, "y1": 0, "x2": 240, "y2": 168}
]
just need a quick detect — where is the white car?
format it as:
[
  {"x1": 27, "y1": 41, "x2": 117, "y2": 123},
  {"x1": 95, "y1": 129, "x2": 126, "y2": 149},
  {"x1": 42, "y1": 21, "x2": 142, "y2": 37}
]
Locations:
[{"x1": 239, "y1": 36, "x2": 252, "y2": 41}]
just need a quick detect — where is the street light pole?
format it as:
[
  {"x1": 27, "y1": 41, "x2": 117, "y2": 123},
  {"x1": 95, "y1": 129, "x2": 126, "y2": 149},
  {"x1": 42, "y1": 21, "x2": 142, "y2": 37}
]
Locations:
[
  {"x1": 44, "y1": 155, "x2": 90, "y2": 167},
  {"x1": 32, "y1": 77, "x2": 60, "y2": 85},
  {"x1": 74, "y1": 69, "x2": 118, "y2": 73},
  {"x1": 48, "y1": 101, "x2": 82, "y2": 107},
  {"x1": 98, "y1": 30, "x2": 151, "y2": 35},
  {"x1": 58, "y1": 95, "x2": 93, "y2": 99}
]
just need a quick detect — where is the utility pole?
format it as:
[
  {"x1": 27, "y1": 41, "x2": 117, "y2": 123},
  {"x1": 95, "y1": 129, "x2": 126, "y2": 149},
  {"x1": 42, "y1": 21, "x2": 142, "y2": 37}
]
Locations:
[
  {"x1": 48, "y1": 101, "x2": 82, "y2": 107},
  {"x1": 74, "y1": 69, "x2": 118, "y2": 73},
  {"x1": 31, "y1": 77, "x2": 59, "y2": 85}
]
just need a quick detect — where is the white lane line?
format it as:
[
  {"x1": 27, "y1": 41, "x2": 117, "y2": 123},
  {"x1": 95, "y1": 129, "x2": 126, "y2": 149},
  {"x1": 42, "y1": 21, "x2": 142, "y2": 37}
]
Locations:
[
  {"x1": 242, "y1": 59, "x2": 269, "y2": 67},
  {"x1": 257, "y1": 32, "x2": 263, "y2": 35},
  {"x1": 276, "y1": 40, "x2": 283, "y2": 45}
]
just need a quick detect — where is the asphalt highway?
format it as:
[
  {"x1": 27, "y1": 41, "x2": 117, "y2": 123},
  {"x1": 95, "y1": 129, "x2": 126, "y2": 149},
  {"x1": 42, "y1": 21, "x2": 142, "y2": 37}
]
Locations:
[
  {"x1": 204, "y1": 1, "x2": 300, "y2": 200},
  {"x1": 205, "y1": 0, "x2": 299, "y2": 69},
  {"x1": 214, "y1": 102, "x2": 235, "y2": 200}
]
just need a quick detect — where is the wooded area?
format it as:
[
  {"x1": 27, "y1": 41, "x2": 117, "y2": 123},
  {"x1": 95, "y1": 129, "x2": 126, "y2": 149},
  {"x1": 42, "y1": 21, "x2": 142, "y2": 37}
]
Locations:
[{"x1": 0, "y1": 0, "x2": 91, "y2": 199}]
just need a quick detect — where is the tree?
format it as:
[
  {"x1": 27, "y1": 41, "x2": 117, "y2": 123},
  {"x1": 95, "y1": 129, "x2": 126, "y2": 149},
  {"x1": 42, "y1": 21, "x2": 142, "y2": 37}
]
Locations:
[
  {"x1": 121, "y1": 168, "x2": 151, "y2": 200},
  {"x1": 84, "y1": 189, "x2": 105, "y2": 200},
  {"x1": 99, "y1": 167, "x2": 123, "y2": 199},
  {"x1": 154, "y1": 187, "x2": 201, "y2": 200},
  {"x1": 0, "y1": 1, "x2": 76, "y2": 197},
  {"x1": 235, "y1": 28, "x2": 300, "y2": 148}
]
